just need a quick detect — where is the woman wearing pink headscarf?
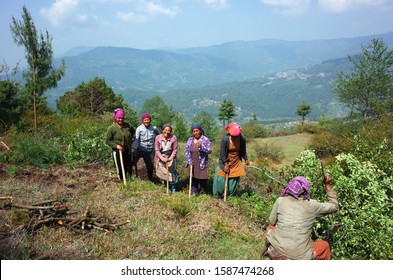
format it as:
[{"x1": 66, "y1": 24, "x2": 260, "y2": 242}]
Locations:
[
  {"x1": 213, "y1": 122, "x2": 249, "y2": 198},
  {"x1": 263, "y1": 175, "x2": 338, "y2": 260},
  {"x1": 106, "y1": 108, "x2": 135, "y2": 181}
]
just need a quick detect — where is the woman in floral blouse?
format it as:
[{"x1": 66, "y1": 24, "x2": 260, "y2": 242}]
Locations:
[{"x1": 185, "y1": 125, "x2": 212, "y2": 195}]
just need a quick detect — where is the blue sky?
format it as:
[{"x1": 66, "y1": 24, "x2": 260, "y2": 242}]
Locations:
[{"x1": 1, "y1": 0, "x2": 393, "y2": 67}]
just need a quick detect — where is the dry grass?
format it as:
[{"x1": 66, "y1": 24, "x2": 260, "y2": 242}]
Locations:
[
  {"x1": 1, "y1": 133, "x2": 310, "y2": 260},
  {"x1": 0, "y1": 164, "x2": 268, "y2": 260},
  {"x1": 250, "y1": 133, "x2": 312, "y2": 168}
]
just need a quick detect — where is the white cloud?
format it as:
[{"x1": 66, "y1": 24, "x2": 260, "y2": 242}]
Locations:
[
  {"x1": 203, "y1": 0, "x2": 228, "y2": 8},
  {"x1": 318, "y1": 0, "x2": 393, "y2": 13},
  {"x1": 40, "y1": 0, "x2": 79, "y2": 26},
  {"x1": 117, "y1": 1, "x2": 181, "y2": 23},
  {"x1": 318, "y1": 0, "x2": 353, "y2": 13},
  {"x1": 143, "y1": 2, "x2": 181, "y2": 16},
  {"x1": 260, "y1": 0, "x2": 311, "y2": 15},
  {"x1": 116, "y1": 11, "x2": 148, "y2": 23}
]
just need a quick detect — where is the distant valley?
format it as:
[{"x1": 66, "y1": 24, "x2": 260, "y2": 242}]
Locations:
[{"x1": 41, "y1": 31, "x2": 392, "y2": 122}]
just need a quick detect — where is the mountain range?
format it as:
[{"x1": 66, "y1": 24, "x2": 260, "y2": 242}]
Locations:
[{"x1": 44, "y1": 31, "x2": 393, "y2": 122}]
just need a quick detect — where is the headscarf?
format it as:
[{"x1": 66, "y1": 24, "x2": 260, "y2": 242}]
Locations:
[
  {"x1": 162, "y1": 123, "x2": 172, "y2": 131},
  {"x1": 225, "y1": 122, "x2": 242, "y2": 136},
  {"x1": 141, "y1": 113, "x2": 151, "y2": 122},
  {"x1": 113, "y1": 108, "x2": 125, "y2": 120},
  {"x1": 281, "y1": 176, "x2": 311, "y2": 200},
  {"x1": 191, "y1": 124, "x2": 202, "y2": 132}
]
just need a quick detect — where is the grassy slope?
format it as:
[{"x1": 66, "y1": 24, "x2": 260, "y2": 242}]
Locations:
[
  {"x1": 0, "y1": 134, "x2": 311, "y2": 260},
  {"x1": 253, "y1": 133, "x2": 312, "y2": 167}
]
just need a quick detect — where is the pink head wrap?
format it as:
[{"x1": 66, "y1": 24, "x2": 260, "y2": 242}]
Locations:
[
  {"x1": 113, "y1": 108, "x2": 125, "y2": 120},
  {"x1": 225, "y1": 122, "x2": 242, "y2": 136},
  {"x1": 282, "y1": 176, "x2": 311, "y2": 200},
  {"x1": 141, "y1": 113, "x2": 151, "y2": 122}
]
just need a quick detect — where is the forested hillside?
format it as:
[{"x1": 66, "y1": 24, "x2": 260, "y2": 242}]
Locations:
[{"x1": 42, "y1": 32, "x2": 393, "y2": 122}]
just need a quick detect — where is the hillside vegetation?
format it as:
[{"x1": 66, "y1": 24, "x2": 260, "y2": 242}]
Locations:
[
  {"x1": 42, "y1": 32, "x2": 393, "y2": 122},
  {"x1": 1, "y1": 17, "x2": 392, "y2": 260},
  {"x1": 0, "y1": 133, "x2": 310, "y2": 260}
]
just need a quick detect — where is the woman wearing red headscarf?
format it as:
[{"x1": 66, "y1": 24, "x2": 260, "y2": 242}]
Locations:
[
  {"x1": 133, "y1": 113, "x2": 160, "y2": 182},
  {"x1": 213, "y1": 122, "x2": 249, "y2": 198},
  {"x1": 106, "y1": 108, "x2": 135, "y2": 182}
]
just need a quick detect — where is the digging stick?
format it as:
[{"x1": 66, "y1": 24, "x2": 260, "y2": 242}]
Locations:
[
  {"x1": 247, "y1": 165, "x2": 286, "y2": 186},
  {"x1": 188, "y1": 165, "x2": 193, "y2": 198},
  {"x1": 166, "y1": 161, "x2": 170, "y2": 195},
  {"x1": 0, "y1": 141, "x2": 12, "y2": 152},
  {"x1": 132, "y1": 151, "x2": 138, "y2": 178},
  {"x1": 119, "y1": 150, "x2": 127, "y2": 186},
  {"x1": 224, "y1": 173, "x2": 229, "y2": 201},
  {"x1": 320, "y1": 160, "x2": 327, "y2": 186}
]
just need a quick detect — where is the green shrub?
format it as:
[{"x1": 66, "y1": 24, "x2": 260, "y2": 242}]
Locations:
[
  {"x1": 6, "y1": 165, "x2": 19, "y2": 177},
  {"x1": 63, "y1": 126, "x2": 109, "y2": 165},
  {"x1": 309, "y1": 125, "x2": 353, "y2": 157},
  {"x1": 253, "y1": 142, "x2": 284, "y2": 164},
  {"x1": 287, "y1": 150, "x2": 393, "y2": 260},
  {"x1": 231, "y1": 192, "x2": 277, "y2": 227},
  {"x1": 331, "y1": 154, "x2": 392, "y2": 259},
  {"x1": 8, "y1": 136, "x2": 63, "y2": 168},
  {"x1": 243, "y1": 123, "x2": 270, "y2": 139},
  {"x1": 354, "y1": 116, "x2": 393, "y2": 176},
  {"x1": 161, "y1": 195, "x2": 195, "y2": 218}
]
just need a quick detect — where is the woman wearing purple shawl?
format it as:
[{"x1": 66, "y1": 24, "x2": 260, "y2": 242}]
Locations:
[
  {"x1": 185, "y1": 124, "x2": 212, "y2": 195},
  {"x1": 263, "y1": 175, "x2": 338, "y2": 260}
]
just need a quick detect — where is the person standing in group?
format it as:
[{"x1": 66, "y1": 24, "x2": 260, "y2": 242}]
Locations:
[
  {"x1": 133, "y1": 113, "x2": 160, "y2": 182},
  {"x1": 262, "y1": 175, "x2": 338, "y2": 260},
  {"x1": 106, "y1": 108, "x2": 135, "y2": 182},
  {"x1": 155, "y1": 123, "x2": 178, "y2": 193},
  {"x1": 185, "y1": 124, "x2": 212, "y2": 195},
  {"x1": 213, "y1": 122, "x2": 249, "y2": 199}
]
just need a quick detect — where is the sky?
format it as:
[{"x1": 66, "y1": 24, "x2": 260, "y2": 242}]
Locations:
[{"x1": 1, "y1": 0, "x2": 393, "y2": 67}]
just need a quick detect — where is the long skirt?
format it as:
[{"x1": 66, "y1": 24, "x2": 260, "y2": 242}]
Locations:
[{"x1": 212, "y1": 165, "x2": 240, "y2": 198}]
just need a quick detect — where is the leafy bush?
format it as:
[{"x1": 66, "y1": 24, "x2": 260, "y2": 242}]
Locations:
[
  {"x1": 253, "y1": 142, "x2": 284, "y2": 165},
  {"x1": 309, "y1": 124, "x2": 353, "y2": 157},
  {"x1": 286, "y1": 150, "x2": 393, "y2": 260},
  {"x1": 310, "y1": 116, "x2": 393, "y2": 176},
  {"x1": 7, "y1": 134, "x2": 64, "y2": 168},
  {"x1": 243, "y1": 123, "x2": 270, "y2": 139},
  {"x1": 329, "y1": 154, "x2": 392, "y2": 259},
  {"x1": 63, "y1": 126, "x2": 109, "y2": 165},
  {"x1": 231, "y1": 192, "x2": 277, "y2": 227},
  {"x1": 354, "y1": 116, "x2": 393, "y2": 176}
]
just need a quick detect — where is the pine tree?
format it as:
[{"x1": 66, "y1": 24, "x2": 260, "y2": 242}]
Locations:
[
  {"x1": 10, "y1": 6, "x2": 66, "y2": 131},
  {"x1": 218, "y1": 98, "x2": 237, "y2": 127},
  {"x1": 296, "y1": 102, "x2": 311, "y2": 121}
]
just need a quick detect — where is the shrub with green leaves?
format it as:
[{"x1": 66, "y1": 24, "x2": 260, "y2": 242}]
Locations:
[
  {"x1": 253, "y1": 142, "x2": 284, "y2": 164},
  {"x1": 7, "y1": 135, "x2": 63, "y2": 168},
  {"x1": 63, "y1": 126, "x2": 109, "y2": 165},
  {"x1": 329, "y1": 154, "x2": 392, "y2": 259},
  {"x1": 286, "y1": 150, "x2": 393, "y2": 259}
]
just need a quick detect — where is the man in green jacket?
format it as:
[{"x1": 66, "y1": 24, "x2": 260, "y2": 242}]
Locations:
[{"x1": 106, "y1": 108, "x2": 135, "y2": 181}]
